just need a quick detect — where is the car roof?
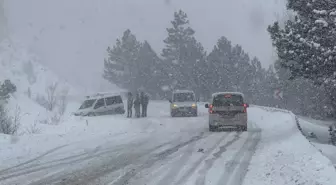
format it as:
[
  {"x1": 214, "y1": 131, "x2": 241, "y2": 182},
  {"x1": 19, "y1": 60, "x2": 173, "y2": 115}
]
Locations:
[
  {"x1": 85, "y1": 92, "x2": 122, "y2": 100},
  {"x1": 212, "y1": 92, "x2": 244, "y2": 98},
  {"x1": 173, "y1": 89, "x2": 195, "y2": 93}
]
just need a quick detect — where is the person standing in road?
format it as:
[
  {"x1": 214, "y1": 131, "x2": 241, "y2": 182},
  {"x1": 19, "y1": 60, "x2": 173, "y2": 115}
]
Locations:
[
  {"x1": 134, "y1": 93, "x2": 141, "y2": 118},
  {"x1": 140, "y1": 91, "x2": 149, "y2": 117},
  {"x1": 126, "y1": 92, "x2": 133, "y2": 118}
]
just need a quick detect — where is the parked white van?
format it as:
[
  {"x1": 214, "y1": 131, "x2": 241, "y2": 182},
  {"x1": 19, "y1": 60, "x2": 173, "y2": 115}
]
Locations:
[{"x1": 74, "y1": 92, "x2": 125, "y2": 116}]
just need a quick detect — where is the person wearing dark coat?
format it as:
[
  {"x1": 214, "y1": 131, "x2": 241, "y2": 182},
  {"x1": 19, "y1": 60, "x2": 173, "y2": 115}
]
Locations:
[
  {"x1": 126, "y1": 92, "x2": 133, "y2": 118},
  {"x1": 140, "y1": 92, "x2": 149, "y2": 117},
  {"x1": 134, "y1": 93, "x2": 141, "y2": 118}
]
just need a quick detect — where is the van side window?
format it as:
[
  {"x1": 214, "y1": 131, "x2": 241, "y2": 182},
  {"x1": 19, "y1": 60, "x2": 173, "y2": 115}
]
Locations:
[
  {"x1": 115, "y1": 96, "x2": 123, "y2": 104},
  {"x1": 105, "y1": 96, "x2": 123, "y2": 105},
  {"x1": 94, "y1": 98, "x2": 105, "y2": 109}
]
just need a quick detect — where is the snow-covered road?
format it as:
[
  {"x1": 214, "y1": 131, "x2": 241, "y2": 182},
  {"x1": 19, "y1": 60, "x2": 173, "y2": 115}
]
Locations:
[{"x1": 0, "y1": 102, "x2": 335, "y2": 185}]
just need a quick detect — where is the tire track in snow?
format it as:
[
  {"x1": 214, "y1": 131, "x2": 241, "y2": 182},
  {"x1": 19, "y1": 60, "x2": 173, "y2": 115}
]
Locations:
[
  {"x1": 156, "y1": 134, "x2": 200, "y2": 185},
  {"x1": 194, "y1": 132, "x2": 243, "y2": 185},
  {"x1": 0, "y1": 140, "x2": 152, "y2": 183},
  {"x1": 216, "y1": 123, "x2": 261, "y2": 185},
  {"x1": 25, "y1": 141, "x2": 173, "y2": 185},
  {"x1": 0, "y1": 144, "x2": 68, "y2": 174},
  {"x1": 30, "y1": 132, "x2": 206, "y2": 185},
  {"x1": 0, "y1": 146, "x2": 105, "y2": 182},
  {"x1": 230, "y1": 131, "x2": 261, "y2": 185},
  {"x1": 110, "y1": 132, "x2": 208, "y2": 185},
  {"x1": 174, "y1": 132, "x2": 234, "y2": 185},
  {"x1": 158, "y1": 132, "x2": 231, "y2": 185},
  {"x1": 0, "y1": 131, "x2": 138, "y2": 177}
]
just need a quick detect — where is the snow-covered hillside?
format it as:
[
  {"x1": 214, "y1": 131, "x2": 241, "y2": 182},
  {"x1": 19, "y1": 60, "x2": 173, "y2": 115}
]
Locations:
[
  {"x1": 0, "y1": 38, "x2": 83, "y2": 135},
  {"x1": 4, "y1": 0, "x2": 288, "y2": 90}
]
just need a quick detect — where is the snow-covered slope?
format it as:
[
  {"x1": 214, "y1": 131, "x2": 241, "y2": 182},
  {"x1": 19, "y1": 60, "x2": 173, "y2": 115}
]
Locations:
[
  {"x1": 0, "y1": 39, "x2": 82, "y2": 135},
  {"x1": 0, "y1": 39, "x2": 79, "y2": 95},
  {"x1": 5, "y1": 0, "x2": 288, "y2": 90}
]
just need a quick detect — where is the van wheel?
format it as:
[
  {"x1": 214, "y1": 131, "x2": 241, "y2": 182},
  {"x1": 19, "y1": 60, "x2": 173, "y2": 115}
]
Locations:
[
  {"x1": 115, "y1": 107, "x2": 125, "y2": 114},
  {"x1": 87, "y1": 112, "x2": 95, "y2": 117},
  {"x1": 209, "y1": 125, "x2": 216, "y2": 132},
  {"x1": 240, "y1": 126, "x2": 247, "y2": 132}
]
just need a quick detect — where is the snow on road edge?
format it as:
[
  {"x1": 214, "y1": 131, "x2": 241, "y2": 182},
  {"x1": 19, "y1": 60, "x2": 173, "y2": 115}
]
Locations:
[{"x1": 244, "y1": 107, "x2": 336, "y2": 185}]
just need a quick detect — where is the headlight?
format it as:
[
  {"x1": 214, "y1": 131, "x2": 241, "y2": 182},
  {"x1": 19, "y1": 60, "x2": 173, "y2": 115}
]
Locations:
[
  {"x1": 192, "y1": 103, "x2": 197, "y2": 108},
  {"x1": 172, "y1": 104, "x2": 178, "y2": 108}
]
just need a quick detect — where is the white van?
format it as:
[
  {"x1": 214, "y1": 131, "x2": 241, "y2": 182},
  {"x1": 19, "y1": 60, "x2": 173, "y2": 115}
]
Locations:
[
  {"x1": 169, "y1": 90, "x2": 198, "y2": 117},
  {"x1": 74, "y1": 92, "x2": 125, "y2": 116}
]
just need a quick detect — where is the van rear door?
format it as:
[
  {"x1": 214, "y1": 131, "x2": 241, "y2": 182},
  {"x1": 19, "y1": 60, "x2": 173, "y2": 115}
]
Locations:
[{"x1": 212, "y1": 94, "x2": 244, "y2": 118}]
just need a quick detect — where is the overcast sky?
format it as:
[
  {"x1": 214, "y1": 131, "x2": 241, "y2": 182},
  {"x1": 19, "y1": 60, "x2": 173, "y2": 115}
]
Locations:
[{"x1": 5, "y1": 0, "x2": 287, "y2": 91}]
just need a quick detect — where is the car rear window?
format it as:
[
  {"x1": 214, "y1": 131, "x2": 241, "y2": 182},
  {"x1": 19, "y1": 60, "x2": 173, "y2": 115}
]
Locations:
[{"x1": 212, "y1": 94, "x2": 243, "y2": 106}]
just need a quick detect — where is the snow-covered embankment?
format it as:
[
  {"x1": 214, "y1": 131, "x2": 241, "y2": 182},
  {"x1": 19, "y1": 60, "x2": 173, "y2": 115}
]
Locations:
[{"x1": 245, "y1": 107, "x2": 336, "y2": 185}]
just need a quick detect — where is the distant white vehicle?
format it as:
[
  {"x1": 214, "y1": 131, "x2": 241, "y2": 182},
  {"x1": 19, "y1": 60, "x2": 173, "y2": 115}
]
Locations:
[
  {"x1": 74, "y1": 92, "x2": 125, "y2": 116},
  {"x1": 169, "y1": 89, "x2": 198, "y2": 117}
]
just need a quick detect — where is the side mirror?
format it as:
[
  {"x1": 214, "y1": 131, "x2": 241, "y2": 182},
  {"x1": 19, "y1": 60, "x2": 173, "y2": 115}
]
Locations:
[
  {"x1": 205, "y1": 104, "x2": 209, "y2": 108},
  {"x1": 329, "y1": 126, "x2": 333, "y2": 131},
  {"x1": 169, "y1": 99, "x2": 172, "y2": 103},
  {"x1": 245, "y1": 103, "x2": 250, "y2": 108}
]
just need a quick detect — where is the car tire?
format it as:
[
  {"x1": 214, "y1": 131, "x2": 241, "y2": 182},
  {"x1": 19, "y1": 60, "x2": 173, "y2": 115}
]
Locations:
[
  {"x1": 240, "y1": 126, "x2": 247, "y2": 132},
  {"x1": 171, "y1": 112, "x2": 175, "y2": 117},
  {"x1": 87, "y1": 112, "x2": 96, "y2": 117},
  {"x1": 115, "y1": 107, "x2": 125, "y2": 114},
  {"x1": 209, "y1": 125, "x2": 216, "y2": 132}
]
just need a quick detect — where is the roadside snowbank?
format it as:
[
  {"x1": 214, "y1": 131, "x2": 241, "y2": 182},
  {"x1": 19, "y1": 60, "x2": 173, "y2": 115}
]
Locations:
[
  {"x1": 297, "y1": 117, "x2": 336, "y2": 168},
  {"x1": 245, "y1": 107, "x2": 336, "y2": 185},
  {"x1": 298, "y1": 117, "x2": 330, "y2": 144},
  {"x1": 312, "y1": 143, "x2": 336, "y2": 167}
]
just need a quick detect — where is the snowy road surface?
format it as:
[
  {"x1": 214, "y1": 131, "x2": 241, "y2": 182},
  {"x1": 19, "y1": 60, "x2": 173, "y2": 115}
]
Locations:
[{"x1": 0, "y1": 102, "x2": 335, "y2": 185}]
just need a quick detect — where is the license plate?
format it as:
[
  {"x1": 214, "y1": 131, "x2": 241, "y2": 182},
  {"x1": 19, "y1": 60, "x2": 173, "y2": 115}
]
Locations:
[
  {"x1": 220, "y1": 125, "x2": 236, "y2": 129},
  {"x1": 181, "y1": 108, "x2": 188, "y2": 111},
  {"x1": 221, "y1": 115, "x2": 238, "y2": 121},
  {"x1": 220, "y1": 114, "x2": 234, "y2": 118}
]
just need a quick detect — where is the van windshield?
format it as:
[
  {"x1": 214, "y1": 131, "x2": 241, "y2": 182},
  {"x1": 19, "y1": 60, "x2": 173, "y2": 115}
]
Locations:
[
  {"x1": 79, "y1": 99, "x2": 96, "y2": 109},
  {"x1": 173, "y1": 93, "x2": 195, "y2": 102},
  {"x1": 213, "y1": 94, "x2": 243, "y2": 106}
]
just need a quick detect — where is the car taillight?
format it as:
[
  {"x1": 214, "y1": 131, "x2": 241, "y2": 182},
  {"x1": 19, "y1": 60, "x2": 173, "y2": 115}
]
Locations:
[
  {"x1": 243, "y1": 103, "x2": 247, "y2": 113},
  {"x1": 209, "y1": 104, "x2": 214, "y2": 114}
]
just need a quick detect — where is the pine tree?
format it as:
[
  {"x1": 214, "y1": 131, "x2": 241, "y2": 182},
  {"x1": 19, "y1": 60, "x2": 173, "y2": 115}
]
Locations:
[
  {"x1": 161, "y1": 10, "x2": 205, "y2": 91},
  {"x1": 268, "y1": 0, "x2": 336, "y2": 116},
  {"x1": 207, "y1": 36, "x2": 233, "y2": 92},
  {"x1": 103, "y1": 29, "x2": 141, "y2": 92},
  {"x1": 230, "y1": 45, "x2": 251, "y2": 92},
  {"x1": 0, "y1": 79, "x2": 16, "y2": 100},
  {"x1": 136, "y1": 41, "x2": 163, "y2": 96},
  {"x1": 275, "y1": 59, "x2": 331, "y2": 118},
  {"x1": 248, "y1": 57, "x2": 265, "y2": 104}
]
